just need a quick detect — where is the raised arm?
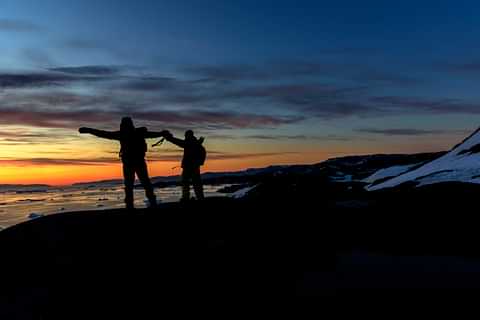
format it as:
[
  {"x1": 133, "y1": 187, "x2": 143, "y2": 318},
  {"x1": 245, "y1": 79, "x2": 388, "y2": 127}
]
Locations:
[{"x1": 79, "y1": 127, "x2": 120, "y2": 140}]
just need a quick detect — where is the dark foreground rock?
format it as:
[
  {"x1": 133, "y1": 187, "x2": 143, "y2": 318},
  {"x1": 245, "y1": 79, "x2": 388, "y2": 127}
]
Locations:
[
  {"x1": 5, "y1": 178, "x2": 480, "y2": 317},
  {"x1": 0, "y1": 197, "x2": 333, "y2": 318}
]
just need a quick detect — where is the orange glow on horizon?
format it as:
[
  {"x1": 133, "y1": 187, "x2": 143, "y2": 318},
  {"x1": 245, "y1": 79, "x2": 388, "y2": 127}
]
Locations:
[
  {"x1": 0, "y1": 152, "x2": 330, "y2": 186},
  {"x1": 0, "y1": 131, "x2": 458, "y2": 186}
]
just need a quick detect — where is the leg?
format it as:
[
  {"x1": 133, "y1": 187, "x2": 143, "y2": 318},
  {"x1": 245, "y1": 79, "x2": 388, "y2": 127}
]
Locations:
[
  {"x1": 192, "y1": 166, "x2": 204, "y2": 200},
  {"x1": 181, "y1": 168, "x2": 191, "y2": 201},
  {"x1": 123, "y1": 163, "x2": 136, "y2": 209},
  {"x1": 135, "y1": 160, "x2": 157, "y2": 207}
]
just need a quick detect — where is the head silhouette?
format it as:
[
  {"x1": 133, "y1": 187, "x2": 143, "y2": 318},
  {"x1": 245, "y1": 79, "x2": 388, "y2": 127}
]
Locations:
[
  {"x1": 185, "y1": 130, "x2": 195, "y2": 141},
  {"x1": 120, "y1": 117, "x2": 135, "y2": 133}
]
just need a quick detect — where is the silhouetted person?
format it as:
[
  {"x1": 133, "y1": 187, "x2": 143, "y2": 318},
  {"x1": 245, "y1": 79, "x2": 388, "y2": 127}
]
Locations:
[
  {"x1": 79, "y1": 117, "x2": 168, "y2": 209},
  {"x1": 163, "y1": 130, "x2": 206, "y2": 201}
]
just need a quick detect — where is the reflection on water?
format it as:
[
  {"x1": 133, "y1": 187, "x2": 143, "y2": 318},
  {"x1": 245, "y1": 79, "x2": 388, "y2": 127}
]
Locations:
[{"x1": 0, "y1": 185, "x2": 227, "y2": 229}]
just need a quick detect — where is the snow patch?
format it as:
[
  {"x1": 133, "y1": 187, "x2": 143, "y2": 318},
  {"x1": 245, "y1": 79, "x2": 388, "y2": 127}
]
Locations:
[
  {"x1": 363, "y1": 164, "x2": 418, "y2": 184},
  {"x1": 230, "y1": 185, "x2": 257, "y2": 199},
  {"x1": 332, "y1": 175, "x2": 353, "y2": 182}
]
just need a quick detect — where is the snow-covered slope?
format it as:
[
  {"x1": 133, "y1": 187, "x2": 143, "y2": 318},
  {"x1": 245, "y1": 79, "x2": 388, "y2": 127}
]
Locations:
[
  {"x1": 362, "y1": 163, "x2": 419, "y2": 184},
  {"x1": 368, "y1": 128, "x2": 480, "y2": 190}
]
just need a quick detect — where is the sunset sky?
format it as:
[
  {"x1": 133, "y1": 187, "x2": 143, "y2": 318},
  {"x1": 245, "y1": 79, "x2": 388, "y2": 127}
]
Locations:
[{"x1": 1, "y1": 0, "x2": 480, "y2": 185}]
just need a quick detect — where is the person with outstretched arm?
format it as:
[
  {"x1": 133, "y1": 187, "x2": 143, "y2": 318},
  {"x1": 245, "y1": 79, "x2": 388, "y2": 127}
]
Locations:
[
  {"x1": 162, "y1": 130, "x2": 206, "y2": 202},
  {"x1": 79, "y1": 117, "x2": 168, "y2": 209}
]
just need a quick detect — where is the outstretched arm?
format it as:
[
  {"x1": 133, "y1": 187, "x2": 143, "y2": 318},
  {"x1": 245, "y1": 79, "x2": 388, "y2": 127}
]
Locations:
[
  {"x1": 79, "y1": 127, "x2": 120, "y2": 140},
  {"x1": 143, "y1": 129, "x2": 170, "y2": 139},
  {"x1": 163, "y1": 132, "x2": 186, "y2": 148}
]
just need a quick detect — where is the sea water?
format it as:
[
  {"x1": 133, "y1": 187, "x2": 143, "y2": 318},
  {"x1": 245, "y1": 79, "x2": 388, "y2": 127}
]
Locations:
[{"x1": 0, "y1": 184, "x2": 229, "y2": 229}]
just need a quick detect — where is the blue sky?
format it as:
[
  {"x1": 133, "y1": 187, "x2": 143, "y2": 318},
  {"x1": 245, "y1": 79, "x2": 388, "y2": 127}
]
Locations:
[{"x1": 1, "y1": 0, "x2": 480, "y2": 173}]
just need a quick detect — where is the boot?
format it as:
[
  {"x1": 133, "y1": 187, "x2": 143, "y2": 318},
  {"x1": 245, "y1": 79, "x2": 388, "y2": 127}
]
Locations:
[
  {"x1": 181, "y1": 183, "x2": 190, "y2": 202},
  {"x1": 125, "y1": 202, "x2": 135, "y2": 210}
]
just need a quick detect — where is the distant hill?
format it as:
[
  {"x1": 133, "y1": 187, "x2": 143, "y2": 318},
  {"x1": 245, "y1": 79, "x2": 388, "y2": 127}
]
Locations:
[
  {"x1": 0, "y1": 153, "x2": 448, "y2": 193},
  {"x1": 71, "y1": 179, "x2": 124, "y2": 188},
  {"x1": 66, "y1": 166, "x2": 289, "y2": 189},
  {"x1": 0, "y1": 184, "x2": 51, "y2": 193}
]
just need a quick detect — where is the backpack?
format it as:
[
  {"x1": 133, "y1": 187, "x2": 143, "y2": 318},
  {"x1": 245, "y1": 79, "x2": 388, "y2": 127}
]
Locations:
[{"x1": 196, "y1": 143, "x2": 207, "y2": 166}]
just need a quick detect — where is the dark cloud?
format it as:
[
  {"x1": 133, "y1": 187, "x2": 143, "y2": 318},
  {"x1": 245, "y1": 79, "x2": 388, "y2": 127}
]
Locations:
[
  {"x1": 0, "y1": 67, "x2": 165, "y2": 90},
  {"x1": 0, "y1": 151, "x2": 296, "y2": 166},
  {"x1": 245, "y1": 134, "x2": 350, "y2": 141},
  {"x1": 223, "y1": 84, "x2": 362, "y2": 101},
  {"x1": 356, "y1": 128, "x2": 445, "y2": 136},
  {"x1": 2, "y1": 62, "x2": 478, "y2": 133},
  {"x1": 183, "y1": 61, "x2": 420, "y2": 87},
  {"x1": 183, "y1": 61, "x2": 343, "y2": 82},
  {"x1": 206, "y1": 133, "x2": 353, "y2": 142},
  {"x1": 0, "y1": 73, "x2": 74, "y2": 88},
  {"x1": 0, "y1": 108, "x2": 113, "y2": 128},
  {"x1": 0, "y1": 65, "x2": 133, "y2": 89},
  {"x1": 370, "y1": 96, "x2": 480, "y2": 114},
  {"x1": 183, "y1": 64, "x2": 270, "y2": 81},
  {"x1": 110, "y1": 64, "x2": 421, "y2": 121},
  {"x1": 353, "y1": 70, "x2": 421, "y2": 86},
  {"x1": 0, "y1": 157, "x2": 117, "y2": 166},
  {"x1": 0, "y1": 71, "x2": 111, "y2": 89},
  {"x1": 0, "y1": 104, "x2": 303, "y2": 130},
  {"x1": 1, "y1": 79, "x2": 306, "y2": 129},
  {"x1": 304, "y1": 101, "x2": 381, "y2": 119},
  {"x1": 128, "y1": 110, "x2": 304, "y2": 129},
  {"x1": 6, "y1": 91, "x2": 111, "y2": 108},
  {"x1": 119, "y1": 76, "x2": 177, "y2": 91},
  {"x1": 49, "y1": 66, "x2": 121, "y2": 76},
  {"x1": 0, "y1": 19, "x2": 41, "y2": 32},
  {"x1": 215, "y1": 84, "x2": 372, "y2": 119}
]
